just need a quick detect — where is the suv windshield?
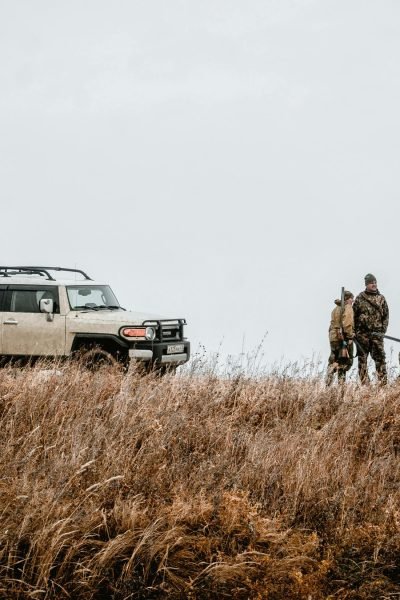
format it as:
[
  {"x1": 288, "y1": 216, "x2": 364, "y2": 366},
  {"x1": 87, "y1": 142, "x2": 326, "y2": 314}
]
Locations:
[{"x1": 67, "y1": 285, "x2": 121, "y2": 311}]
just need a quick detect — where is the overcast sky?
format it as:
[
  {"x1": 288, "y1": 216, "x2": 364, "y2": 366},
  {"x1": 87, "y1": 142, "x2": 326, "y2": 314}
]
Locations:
[{"x1": 1, "y1": 1, "x2": 399, "y2": 371}]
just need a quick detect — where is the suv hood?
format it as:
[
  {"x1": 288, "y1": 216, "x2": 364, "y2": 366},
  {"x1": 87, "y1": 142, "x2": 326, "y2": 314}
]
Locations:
[{"x1": 69, "y1": 309, "x2": 168, "y2": 324}]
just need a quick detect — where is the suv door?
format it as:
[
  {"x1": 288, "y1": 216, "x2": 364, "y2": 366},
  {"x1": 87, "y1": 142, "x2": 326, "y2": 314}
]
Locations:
[{"x1": 2, "y1": 285, "x2": 66, "y2": 356}]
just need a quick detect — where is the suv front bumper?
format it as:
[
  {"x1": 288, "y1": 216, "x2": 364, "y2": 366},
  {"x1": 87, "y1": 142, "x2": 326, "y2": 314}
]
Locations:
[{"x1": 128, "y1": 341, "x2": 190, "y2": 365}]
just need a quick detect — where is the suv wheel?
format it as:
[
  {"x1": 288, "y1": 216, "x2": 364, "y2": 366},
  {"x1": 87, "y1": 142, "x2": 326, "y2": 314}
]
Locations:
[{"x1": 79, "y1": 348, "x2": 119, "y2": 370}]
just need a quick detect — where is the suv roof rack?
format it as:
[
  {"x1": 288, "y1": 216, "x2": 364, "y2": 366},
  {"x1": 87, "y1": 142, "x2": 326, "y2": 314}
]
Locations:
[{"x1": 0, "y1": 266, "x2": 92, "y2": 281}]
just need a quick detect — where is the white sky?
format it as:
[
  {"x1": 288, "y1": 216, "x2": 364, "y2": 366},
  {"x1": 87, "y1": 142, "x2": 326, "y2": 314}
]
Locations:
[{"x1": 1, "y1": 1, "x2": 399, "y2": 368}]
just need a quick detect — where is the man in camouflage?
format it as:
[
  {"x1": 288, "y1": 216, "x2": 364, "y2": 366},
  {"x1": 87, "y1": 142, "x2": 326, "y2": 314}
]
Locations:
[
  {"x1": 326, "y1": 290, "x2": 354, "y2": 385},
  {"x1": 353, "y1": 273, "x2": 389, "y2": 384}
]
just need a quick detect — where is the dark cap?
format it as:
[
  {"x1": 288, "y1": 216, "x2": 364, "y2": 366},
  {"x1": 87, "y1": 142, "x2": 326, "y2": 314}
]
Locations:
[
  {"x1": 364, "y1": 273, "x2": 377, "y2": 285},
  {"x1": 344, "y1": 290, "x2": 354, "y2": 300}
]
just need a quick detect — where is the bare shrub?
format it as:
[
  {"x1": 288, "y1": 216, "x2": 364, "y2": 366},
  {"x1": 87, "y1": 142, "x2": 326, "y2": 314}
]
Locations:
[{"x1": 0, "y1": 361, "x2": 399, "y2": 598}]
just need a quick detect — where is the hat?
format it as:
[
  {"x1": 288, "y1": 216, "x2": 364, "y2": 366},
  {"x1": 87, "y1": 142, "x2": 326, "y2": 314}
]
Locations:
[
  {"x1": 364, "y1": 273, "x2": 377, "y2": 285},
  {"x1": 344, "y1": 290, "x2": 354, "y2": 300}
]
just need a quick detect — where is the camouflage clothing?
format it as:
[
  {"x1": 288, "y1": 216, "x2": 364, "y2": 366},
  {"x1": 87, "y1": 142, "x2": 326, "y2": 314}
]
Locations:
[
  {"x1": 355, "y1": 333, "x2": 387, "y2": 384},
  {"x1": 326, "y1": 300, "x2": 354, "y2": 385},
  {"x1": 326, "y1": 341, "x2": 354, "y2": 385},
  {"x1": 353, "y1": 290, "x2": 389, "y2": 335},
  {"x1": 353, "y1": 289, "x2": 389, "y2": 384}
]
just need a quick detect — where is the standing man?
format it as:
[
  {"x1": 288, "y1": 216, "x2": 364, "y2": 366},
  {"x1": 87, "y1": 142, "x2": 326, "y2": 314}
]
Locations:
[
  {"x1": 326, "y1": 290, "x2": 354, "y2": 385},
  {"x1": 353, "y1": 273, "x2": 389, "y2": 384}
]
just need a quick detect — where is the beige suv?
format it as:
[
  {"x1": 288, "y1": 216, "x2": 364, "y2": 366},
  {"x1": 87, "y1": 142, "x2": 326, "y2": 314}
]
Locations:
[{"x1": 0, "y1": 266, "x2": 190, "y2": 370}]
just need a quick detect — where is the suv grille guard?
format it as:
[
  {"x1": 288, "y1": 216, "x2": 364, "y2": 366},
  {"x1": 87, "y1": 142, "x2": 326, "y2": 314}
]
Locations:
[
  {"x1": 142, "y1": 319, "x2": 187, "y2": 342},
  {"x1": 0, "y1": 266, "x2": 92, "y2": 281}
]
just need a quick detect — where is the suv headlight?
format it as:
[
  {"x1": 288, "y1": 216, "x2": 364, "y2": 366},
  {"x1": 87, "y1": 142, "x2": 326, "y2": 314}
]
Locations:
[
  {"x1": 145, "y1": 326, "x2": 156, "y2": 341},
  {"x1": 121, "y1": 326, "x2": 156, "y2": 341}
]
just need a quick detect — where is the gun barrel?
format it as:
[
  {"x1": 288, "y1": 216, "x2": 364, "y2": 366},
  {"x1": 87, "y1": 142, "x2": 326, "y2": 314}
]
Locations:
[{"x1": 372, "y1": 332, "x2": 400, "y2": 343}]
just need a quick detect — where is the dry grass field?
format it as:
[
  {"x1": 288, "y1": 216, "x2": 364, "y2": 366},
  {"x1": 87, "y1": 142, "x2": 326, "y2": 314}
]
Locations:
[{"x1": 0, "y1": 361, "x2": 399, "y2": 599}]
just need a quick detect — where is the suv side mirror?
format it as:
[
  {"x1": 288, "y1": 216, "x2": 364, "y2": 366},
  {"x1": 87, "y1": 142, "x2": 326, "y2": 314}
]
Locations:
[
  {"x1": 40, "y1": 298, "x2": 55, "y2": 320},
  {"x1": 40, "y1": 298, "x2": 54, "y2": 314}
]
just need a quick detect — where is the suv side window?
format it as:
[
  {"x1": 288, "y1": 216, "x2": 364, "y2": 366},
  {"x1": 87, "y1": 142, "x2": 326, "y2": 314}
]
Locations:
[
  {"x1": 0, "y1": 286, "x2": 6, "y2": 311},
  {"x1": 11, "y1": 290, "x2": 41, "y2": 313},
  {"x1": 5, "y1": 286, "x2": 60, "y2": 314}
]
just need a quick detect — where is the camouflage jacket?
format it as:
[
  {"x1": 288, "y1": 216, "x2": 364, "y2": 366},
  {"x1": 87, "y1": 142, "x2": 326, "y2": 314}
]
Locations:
[{"x1": 353, "y1": 290, "x2": 389, "y2": 335}]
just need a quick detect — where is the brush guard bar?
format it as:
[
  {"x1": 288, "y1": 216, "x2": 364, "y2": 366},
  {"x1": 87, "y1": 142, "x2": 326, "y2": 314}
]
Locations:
[{"x1": 142, "y1": 319, "x2": 187, "y2": 342}]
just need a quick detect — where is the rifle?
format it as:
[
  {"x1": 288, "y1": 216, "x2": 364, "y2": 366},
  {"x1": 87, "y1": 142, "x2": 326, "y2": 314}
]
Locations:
[
  {"x1": 352, "y1": 332, "x2": 399, "y2": 358},
  {"x1": 338, "y1": 286, "x2": 350, "y2": 363},
  {"x1": 372, "y1": 332, "x2": 400, "y2": 343}
]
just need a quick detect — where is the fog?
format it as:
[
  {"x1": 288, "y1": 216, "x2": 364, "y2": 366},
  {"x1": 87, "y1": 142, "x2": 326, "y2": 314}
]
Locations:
[{"x1": 1, "y1": 1, "x2": 399, "y2": 370}]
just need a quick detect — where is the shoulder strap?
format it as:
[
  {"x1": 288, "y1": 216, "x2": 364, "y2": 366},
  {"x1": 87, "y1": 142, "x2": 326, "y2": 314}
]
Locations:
[{"x1": 361, "y1": 292, "x2": 383, "y2": 316}]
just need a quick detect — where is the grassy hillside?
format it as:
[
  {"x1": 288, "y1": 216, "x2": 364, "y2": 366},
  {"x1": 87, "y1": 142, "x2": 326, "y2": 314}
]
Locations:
[{"x1": 0, "y1": 363, "x2": 399, "y2": 599}]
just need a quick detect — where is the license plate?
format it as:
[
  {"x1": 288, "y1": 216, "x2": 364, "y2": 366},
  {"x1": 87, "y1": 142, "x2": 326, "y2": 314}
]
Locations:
[{"x1": 167, "y1": 344, "x2": 184, "y2": 354}]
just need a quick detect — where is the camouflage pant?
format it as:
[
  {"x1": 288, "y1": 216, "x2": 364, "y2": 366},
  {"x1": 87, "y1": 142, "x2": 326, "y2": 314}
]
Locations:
[
  {"x1": 355, "y1": 333, "x2": 387, "y2": 384},
  {"x1": 326, "y1": 341, "x2": 354, "y2": 386}
]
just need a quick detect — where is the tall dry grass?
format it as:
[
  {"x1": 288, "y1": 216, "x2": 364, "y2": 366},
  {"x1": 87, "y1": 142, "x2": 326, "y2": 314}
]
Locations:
[{"x1": 0, "y1": 361, "x2": 399, "y2": 599}]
